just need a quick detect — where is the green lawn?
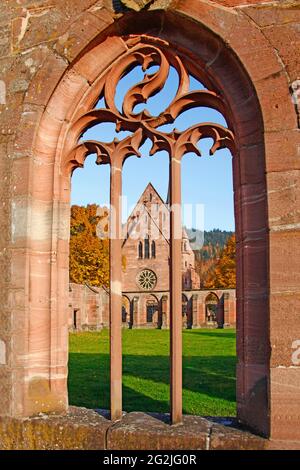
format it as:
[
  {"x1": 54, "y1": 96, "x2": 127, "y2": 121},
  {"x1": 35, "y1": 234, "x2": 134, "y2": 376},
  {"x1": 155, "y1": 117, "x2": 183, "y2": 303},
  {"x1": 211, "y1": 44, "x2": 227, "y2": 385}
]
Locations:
[{"x1": 68, "y1": 328, "x2": 236, "y2": 416}]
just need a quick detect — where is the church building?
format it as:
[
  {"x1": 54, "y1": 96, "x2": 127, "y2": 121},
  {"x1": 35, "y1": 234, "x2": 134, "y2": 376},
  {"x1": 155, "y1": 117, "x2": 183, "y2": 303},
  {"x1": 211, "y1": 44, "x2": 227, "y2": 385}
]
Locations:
[
  {"x1": 69, "y1": 184, "x2": 236, "y2": 330},
  {"x1": 122, "y1": 182, "x2": 200, "y2": 294}
]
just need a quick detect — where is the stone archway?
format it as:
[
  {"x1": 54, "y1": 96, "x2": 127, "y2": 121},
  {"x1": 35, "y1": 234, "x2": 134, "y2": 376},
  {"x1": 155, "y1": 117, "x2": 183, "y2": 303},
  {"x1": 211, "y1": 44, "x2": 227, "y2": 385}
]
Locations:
[
  {"x1": 72, "y1": 309, "x2": 80, "y2": 331},
  {"x1": 205, "y1": 292, "x2": 219, "y2": 326},
  {"x1": 10, "y1": 16, "x2": 268, "y2": 424},
  {"x1": 58, "y1": 24, "x2": 265, "y2": 428},
  {"x1": 145, "y1": 294, "x2": 160, "y2": 327},
  {"x1": 182, "y1": 294, "x2": 193, "y2": 329},
  {"x1": 182, "y1": 294, "x2": 188, "y2": 329},
  {"x1": 3, "y1": 4, "x2": 299, "y2": 441},
  {"x1": 122, "y1": 295, "x2": 131, "y2": 326}
]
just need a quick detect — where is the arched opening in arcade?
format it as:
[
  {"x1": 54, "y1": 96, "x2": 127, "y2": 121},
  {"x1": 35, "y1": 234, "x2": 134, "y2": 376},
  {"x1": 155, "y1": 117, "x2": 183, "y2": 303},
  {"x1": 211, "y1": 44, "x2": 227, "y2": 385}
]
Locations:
[
  {"x1": 205, "y1": 292, "x2": 219, "y2": 326},
  {"x1": 182, "y1": 294, "x2": 192, "y2": 329},
  {"x1": 145, "y1": 294, "x2": 160, "y2": 327},
  {"x1": 122, "y1": 295, "x2": 131, "y2": 326}
]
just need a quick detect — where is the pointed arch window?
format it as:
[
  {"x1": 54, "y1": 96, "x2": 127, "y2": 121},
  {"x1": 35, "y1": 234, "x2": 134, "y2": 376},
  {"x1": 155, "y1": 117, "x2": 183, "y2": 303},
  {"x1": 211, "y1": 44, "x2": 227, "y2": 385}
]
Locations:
[
  {"x1": 144, "y1": 236, "x2": 150, "y2": 259},
  {"x1": 65, "y1": 37, "x2": 236, "y2": 424},
  {"x1": 138, "y1": 241, "x2": 143, "y2": 259},
  {"x1": 151, "y1": 240, "x2": 156, "y2": 258}
]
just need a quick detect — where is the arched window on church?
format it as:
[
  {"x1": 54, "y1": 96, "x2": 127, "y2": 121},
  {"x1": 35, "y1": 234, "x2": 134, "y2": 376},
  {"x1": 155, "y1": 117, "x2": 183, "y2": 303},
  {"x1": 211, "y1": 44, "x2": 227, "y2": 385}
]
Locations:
[
  {"x1": 151, "y1": 240, "x2": 156, "y2": 259},
  {"x1": 159, "y1": 212, "x2": 162, "y2": 231},
  {"x1": 138, "y1": 241, "x2": 143, "y2": 259},
  {"x1": 144, "y1": 236, "x2": 150, "y2": 259}
]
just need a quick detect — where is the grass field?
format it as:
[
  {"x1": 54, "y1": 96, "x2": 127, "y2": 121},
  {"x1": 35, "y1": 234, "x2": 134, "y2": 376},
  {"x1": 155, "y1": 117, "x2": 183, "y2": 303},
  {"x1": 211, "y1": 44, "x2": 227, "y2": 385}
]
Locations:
[{"x1": 68, "y1": 328, "x2": 236, "y2": 416}]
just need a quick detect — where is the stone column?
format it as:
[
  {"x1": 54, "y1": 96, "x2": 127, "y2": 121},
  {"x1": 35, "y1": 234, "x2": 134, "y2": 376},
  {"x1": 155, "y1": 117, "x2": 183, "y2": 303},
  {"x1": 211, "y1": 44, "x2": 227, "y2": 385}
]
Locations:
[
  {"x1": 230, "y1": 292, "x2": 237, "y2": 326},
  {"x1": 109, "y1": 159, "x2": 122, "y2": 421},
  {"x1": 161, "y1": 295, "x2": 168, "y2": 328},
  {"x1": 199, "y1": 297, "x2": 206, "y2": 326},
  {"x1": 223, "y1": 292, "x2": 230, "y2": 327},
  {"x1": 131, "y1": 296, "x2": 139, "y2": 328},
  {"x1": 169, "y1": 155, "x2": 182, "y2": 424},
  {"x1": 191, "y1": 294, "x2": 198, "y2": 328}
]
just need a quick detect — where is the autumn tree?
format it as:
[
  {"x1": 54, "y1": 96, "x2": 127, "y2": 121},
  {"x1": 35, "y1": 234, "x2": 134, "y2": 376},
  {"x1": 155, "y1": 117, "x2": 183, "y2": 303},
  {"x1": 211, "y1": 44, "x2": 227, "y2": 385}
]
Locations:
[
  {"x1": 191, "y1": 229, "x2": 234, "y2": 288},
  {"x1": 69, "y1": 204, "x2": 110, "y2": 287},
  {"x1": 204, "y1": 234, "x2": 236, "y2": 289},
  {"x1": 195, "y1": 243, "x2": 223, "y2": 288}
]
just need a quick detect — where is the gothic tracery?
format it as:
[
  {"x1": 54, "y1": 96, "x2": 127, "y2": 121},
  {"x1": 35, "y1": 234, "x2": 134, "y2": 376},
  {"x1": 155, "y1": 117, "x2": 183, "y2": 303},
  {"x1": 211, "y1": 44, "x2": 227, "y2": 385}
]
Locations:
[{"x1": 66, "y1": 37, "x2": 235, "y2": 172}]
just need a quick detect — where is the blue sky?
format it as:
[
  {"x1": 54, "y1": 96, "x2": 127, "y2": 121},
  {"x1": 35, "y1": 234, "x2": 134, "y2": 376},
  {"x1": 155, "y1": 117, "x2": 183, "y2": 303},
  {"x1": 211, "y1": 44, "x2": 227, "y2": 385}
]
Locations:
[{"x1": 71, "y1": 66, "x2": 235, "y2": 231}]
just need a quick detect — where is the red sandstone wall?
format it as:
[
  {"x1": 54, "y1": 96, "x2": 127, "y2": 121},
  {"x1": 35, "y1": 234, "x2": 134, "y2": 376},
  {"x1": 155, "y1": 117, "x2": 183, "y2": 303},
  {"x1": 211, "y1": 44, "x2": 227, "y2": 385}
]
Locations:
[
  {"x1": 0, "y1": 0, "x2": 299, "y2": 441},
  {"x1": 69, "y1": 283, "x2": 105, "y2": 330}
]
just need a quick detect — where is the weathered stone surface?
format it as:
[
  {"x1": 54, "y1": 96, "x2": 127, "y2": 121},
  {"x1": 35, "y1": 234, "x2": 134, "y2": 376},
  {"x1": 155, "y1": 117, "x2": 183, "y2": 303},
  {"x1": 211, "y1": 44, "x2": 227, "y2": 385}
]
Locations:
[
  {"x1": 270, "y1": 292, "x2": 300, "y2": 367},
  {"x1": 267, "y1": 170, "x2": 300, "y2": 230},
  {"x1": 0, "y1": 407, "x2": 291, "y2": 450},
  {"x1": 10, "y1": 1, "x2": 104, "y2": 54},
  {"x1": 107, "y1": 412, "x2": 211, "y2": 449},
  {"x1": 264, "y1": 129, "x2": 300, "y2": 173},
  {"x1": 0, "y1": 407, "x2": 110, "y2": 450},
  {"x1": 270, "y1": 368, "x2": 300, "y2": 441},
  {"x1": 245, "y1": 3, "x2": 300, "y2": 81},
  {"x1": 1, "y1": 405, "x2": 300, "y2": 450},
  {"x1": 54, "y1": 9, "x2": 114, "y2": 62},
  {"x1": 254, "y1": 71, "x2": 298, "y2": 132},
  {"x1": 24, "y1": 51, "x2": 68, "y2": 108},
  {"x1": 244, "y1": 2, "x2": 300, "y2": 28},
  {"x1": 270, "y1": 231, "x2": 300, "y2": 293},
  {"x1": 106, "y1": 412, "x2": 270, "y2": 450},
  {"x1": 210, "y1": 421, "x2": 266, "y2": 450}
]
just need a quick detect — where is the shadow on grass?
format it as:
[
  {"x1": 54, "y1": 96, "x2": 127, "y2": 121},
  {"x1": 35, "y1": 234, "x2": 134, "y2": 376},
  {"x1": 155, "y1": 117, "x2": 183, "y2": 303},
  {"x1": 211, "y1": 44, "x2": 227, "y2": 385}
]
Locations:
[
  {"x1": 68, "y1": 352, "x2": 236, "y2": 415},
  {"x1": 186, "y1": 330, "x2": 237, "y2": 339}
]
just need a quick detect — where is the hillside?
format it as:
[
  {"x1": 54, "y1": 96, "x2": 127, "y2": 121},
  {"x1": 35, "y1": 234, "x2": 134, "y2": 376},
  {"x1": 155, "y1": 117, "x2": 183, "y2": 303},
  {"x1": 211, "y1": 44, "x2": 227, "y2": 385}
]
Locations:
[
  {"x1": 185, "y1": 228, "x2": 234, "y2": 252},
  {"x1": 184, "y1": 228, "x2": 235, "y2": 288}
]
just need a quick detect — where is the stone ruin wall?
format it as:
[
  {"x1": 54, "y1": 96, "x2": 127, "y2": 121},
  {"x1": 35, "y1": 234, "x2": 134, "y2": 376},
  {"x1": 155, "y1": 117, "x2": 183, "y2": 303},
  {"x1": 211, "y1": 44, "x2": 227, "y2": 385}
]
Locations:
[
  {"x1": 0, "y1": 0, "x2": 299, "y2": 446},
  {"x1": 68, "y1": 282, "x2": 236, "y2": 330}
]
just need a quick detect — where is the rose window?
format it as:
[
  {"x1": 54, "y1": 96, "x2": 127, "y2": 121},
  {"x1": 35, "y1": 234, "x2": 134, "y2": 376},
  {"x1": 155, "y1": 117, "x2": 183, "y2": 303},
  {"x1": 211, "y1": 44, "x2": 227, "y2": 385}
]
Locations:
[{"x1": 137, "y1": 269, "x2": 157, "y2": 290}]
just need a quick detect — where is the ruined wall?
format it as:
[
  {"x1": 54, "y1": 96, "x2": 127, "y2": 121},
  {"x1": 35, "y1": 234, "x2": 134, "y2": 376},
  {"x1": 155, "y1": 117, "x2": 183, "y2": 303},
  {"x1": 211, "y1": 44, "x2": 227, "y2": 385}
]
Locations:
[
  {"x1": 68, "y1": 283, "x2": 106, "y2": 330},
  {"x1": 0, "y1": 0, "x2": 299, "y2": 441},
  {"x1": 68, "y1": 283, "x2": 236, "y2": 329}
]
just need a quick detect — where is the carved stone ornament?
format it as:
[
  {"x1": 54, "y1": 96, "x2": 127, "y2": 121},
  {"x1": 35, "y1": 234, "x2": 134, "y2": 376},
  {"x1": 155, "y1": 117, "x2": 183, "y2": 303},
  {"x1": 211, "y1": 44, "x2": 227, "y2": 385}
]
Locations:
[
  {"x1": 65, "y1": 36, "x2": 236, "y2": 174},
  {"x1": 137, "y1": 269, "x2": 157, "y2": 290},
  {"x1": 119, "y1": 0, "x2": 154, "y2": 12}
]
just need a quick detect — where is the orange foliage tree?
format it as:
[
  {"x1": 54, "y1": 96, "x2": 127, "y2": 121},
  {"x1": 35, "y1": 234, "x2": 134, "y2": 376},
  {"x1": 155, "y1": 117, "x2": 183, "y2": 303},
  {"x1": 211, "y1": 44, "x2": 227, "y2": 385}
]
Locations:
[
  {"x1": 69, "y1": 204, "x2": 110, "y2": 287},
  {"x1": 195, "y1": 243, "x2": 223, "y2": 288},
  {"x1": 204, "y1": 234, "x2": 236, "y2": 289}
]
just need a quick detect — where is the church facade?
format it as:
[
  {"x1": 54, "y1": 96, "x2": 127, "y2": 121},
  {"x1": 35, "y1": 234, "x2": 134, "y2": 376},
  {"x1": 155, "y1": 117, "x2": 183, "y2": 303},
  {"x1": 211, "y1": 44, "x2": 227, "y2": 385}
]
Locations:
[
  {"x1": 69, "y1": 184, "x2": 236, "y2": 330},
  {"x1": 122, "y1": 183, "x2": 200, "y2": 294}
]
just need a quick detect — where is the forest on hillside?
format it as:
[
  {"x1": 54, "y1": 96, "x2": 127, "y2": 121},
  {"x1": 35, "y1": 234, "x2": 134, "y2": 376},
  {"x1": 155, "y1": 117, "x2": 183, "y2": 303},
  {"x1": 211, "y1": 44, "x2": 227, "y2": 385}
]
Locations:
[
  {"x1": 185, "y1": 228, "x2": 236, "y2": 289},
  {"x1": 185, "y1": 227, "x2": 234, "y2": 252}
]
